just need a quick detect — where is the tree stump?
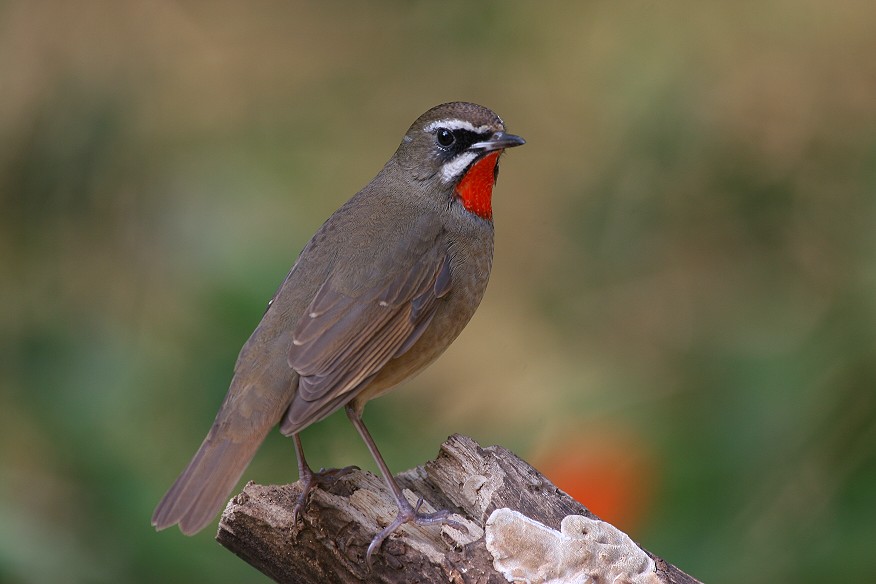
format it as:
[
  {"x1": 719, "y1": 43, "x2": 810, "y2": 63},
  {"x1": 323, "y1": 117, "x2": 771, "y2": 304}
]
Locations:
[{"x1": 217, "y1": 434, "x2": 702, "y2": 584}]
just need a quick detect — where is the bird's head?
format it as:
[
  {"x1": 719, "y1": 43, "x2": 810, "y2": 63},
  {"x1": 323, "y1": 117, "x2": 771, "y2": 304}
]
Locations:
[{"x1": 394, "y1": 102, "x2": 525, "y2": 221}]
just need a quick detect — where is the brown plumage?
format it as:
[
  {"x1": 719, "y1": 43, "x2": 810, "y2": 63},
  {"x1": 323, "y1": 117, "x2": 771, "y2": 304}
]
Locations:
[{"x1": 152, "y1": 102, "x2": 524, "y2": 558}]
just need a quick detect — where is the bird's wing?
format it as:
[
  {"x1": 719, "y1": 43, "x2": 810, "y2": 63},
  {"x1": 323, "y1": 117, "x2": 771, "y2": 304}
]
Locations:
[{"x1": 282, "y1": 241, "x2": 452, "y2": 430}]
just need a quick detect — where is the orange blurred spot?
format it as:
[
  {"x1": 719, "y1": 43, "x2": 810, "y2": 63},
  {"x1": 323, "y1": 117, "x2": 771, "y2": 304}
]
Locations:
[{"x1": 535, "y1": 428, "x2": 656, "y2": 534}]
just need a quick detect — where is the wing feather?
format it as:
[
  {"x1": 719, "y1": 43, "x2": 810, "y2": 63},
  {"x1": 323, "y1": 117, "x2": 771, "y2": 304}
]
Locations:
[{"x1": 282, "y1": 244, "x2": 452, "y2": 432}]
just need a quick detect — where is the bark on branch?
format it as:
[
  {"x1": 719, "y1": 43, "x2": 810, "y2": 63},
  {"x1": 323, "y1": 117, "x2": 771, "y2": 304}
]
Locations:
[{"x1": 217, "y1": 434, "x2": 702, "y2": 584}]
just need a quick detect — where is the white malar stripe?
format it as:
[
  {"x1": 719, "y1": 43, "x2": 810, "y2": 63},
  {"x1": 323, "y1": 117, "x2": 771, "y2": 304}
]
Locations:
[
  {"x1": 424, "y1": 119, "x2": 493, "y2": 134},
  {"x1": 440, "y1": 151, "x2": 478, "y2": 183}
]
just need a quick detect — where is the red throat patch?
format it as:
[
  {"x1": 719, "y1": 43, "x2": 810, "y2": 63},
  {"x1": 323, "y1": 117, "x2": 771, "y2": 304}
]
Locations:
[{"x1": 455, "y1": 151, "x2": 501, "y2": 221}]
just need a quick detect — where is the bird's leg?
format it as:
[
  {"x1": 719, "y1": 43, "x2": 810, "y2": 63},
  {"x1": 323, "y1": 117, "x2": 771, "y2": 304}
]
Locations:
[
  {"x1": 344, "y1": 405, "x2": 466, "y2": 566},
  {"x1": 290, "y1": 433, "x2": 358, "y2": 526}
]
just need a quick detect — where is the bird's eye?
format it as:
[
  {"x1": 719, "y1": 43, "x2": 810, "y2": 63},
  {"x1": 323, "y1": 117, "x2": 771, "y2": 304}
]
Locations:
[{"x1": 436, "y1": 128, "x2": 455, "y2": 148}]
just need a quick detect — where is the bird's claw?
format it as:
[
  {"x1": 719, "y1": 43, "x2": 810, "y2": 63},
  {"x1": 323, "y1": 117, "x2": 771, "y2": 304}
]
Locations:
[
  {"x1": 365, "y1": 499, "x2": 467, "y2": 567},
  {"x1": 291, "y1": 465, "x2": 359, "y2": 527}
]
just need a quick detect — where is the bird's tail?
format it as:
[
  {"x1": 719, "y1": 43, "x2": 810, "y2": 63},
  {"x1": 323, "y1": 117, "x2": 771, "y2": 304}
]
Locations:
[{"x1": 151, "y1": 421, "x2": 271, "y2": 535}]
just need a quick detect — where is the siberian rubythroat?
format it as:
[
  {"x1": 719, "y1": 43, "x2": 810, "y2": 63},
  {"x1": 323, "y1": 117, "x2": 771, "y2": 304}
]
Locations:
[{"x1": 152, "y1": 102, "x2": 525, "y2": 560}]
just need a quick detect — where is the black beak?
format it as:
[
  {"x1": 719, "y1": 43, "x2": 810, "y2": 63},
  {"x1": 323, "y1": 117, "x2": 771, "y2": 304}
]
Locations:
[{"x1": 471, "y1": 131, "x2": 526, "y2": 152}]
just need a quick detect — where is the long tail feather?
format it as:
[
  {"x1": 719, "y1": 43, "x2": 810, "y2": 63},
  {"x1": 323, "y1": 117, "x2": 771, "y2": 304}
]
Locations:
[{"x1": 152, "y1": 424, "x2": 269, "y2": 535}]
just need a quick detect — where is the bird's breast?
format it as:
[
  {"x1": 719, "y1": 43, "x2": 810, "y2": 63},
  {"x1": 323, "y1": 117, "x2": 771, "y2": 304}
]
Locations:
[{"x1": 352, "y1": 231, "x2": 494, "y2": 404}]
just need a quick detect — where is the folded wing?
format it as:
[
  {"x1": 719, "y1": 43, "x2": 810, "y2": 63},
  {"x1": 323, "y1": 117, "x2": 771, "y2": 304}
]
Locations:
[{"x1": 281, "y1": 241, "x2": 452, "y2": 433}]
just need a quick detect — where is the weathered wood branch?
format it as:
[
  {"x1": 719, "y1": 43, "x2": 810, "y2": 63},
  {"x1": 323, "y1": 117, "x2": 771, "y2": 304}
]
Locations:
[{"x1": 217, "y1": 434, "x2": 702, "y2": 584}]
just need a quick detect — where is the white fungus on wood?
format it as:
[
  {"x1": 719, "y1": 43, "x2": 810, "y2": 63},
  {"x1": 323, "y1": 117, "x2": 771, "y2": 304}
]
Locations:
[{"x1": 485, "y1": 508, "x2": 661, "y2": 584}]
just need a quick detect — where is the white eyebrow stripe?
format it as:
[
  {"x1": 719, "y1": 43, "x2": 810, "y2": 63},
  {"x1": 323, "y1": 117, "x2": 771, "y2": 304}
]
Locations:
[
  {"x1": 440, "y1": 151, "x2": 478, "y2": 183},
  {"x1": 424, "y1": 119, "x2": 493, "y2": 134}
]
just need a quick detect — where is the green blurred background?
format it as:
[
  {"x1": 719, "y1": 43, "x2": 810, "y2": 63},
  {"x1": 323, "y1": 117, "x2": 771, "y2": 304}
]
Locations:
[{"x1": 2, "y1": 1, "x2": 875, "y2": 582}]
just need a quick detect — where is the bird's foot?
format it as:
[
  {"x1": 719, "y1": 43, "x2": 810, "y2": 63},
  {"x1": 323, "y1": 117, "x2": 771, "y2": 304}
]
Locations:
[
  {"x1": 366, "y1": 497, "x2": 466, "y2": 567},
  {"x1": 291, "y1": 465, "x2": 359, "y2": 526}
]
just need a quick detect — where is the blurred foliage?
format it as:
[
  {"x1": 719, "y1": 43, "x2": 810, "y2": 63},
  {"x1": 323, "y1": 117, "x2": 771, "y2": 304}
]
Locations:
[{"x1": 2, "y1": 1, "x2": 875, "y2": 582}]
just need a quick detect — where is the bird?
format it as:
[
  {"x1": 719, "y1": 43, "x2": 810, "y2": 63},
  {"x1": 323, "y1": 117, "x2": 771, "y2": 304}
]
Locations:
[{"x1": 151, "y1": 101, "x2": 525, "y2": 562}]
